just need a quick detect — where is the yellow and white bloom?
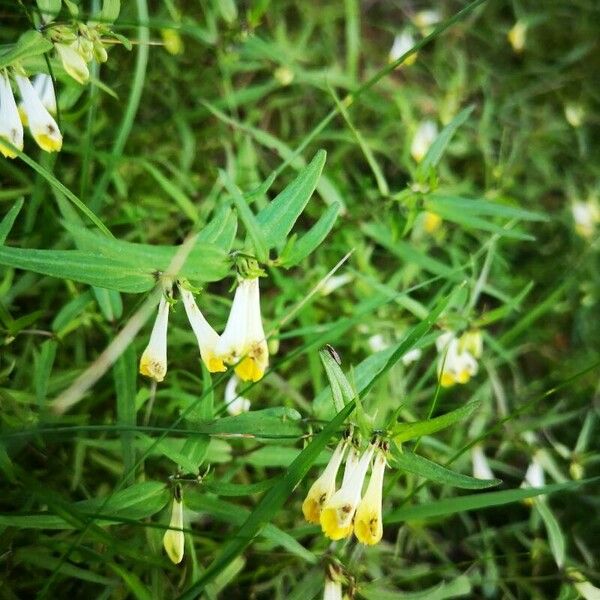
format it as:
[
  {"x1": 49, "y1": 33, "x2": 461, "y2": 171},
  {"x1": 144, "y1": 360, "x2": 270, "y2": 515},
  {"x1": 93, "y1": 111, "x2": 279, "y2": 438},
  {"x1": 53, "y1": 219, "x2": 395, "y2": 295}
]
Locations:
[
  {"x1": 56, "y1": 41, "x2": 90, "y2": 84},
  {"x1": 163, "y1": 490, "x2": 185, "y2": 564},
  {"x1": 139, "y1": 287, "x2": 171, "y2": 382},
  {"x1": 320, "y1": 445, "x2": 374, "y2": 540},
  {"x1": 571, "y1": 199, "x2": 600, "y2": 239},
  {"x1": 32, "y1": 74, "x2": 57, "y2": 115},
  {"x1": 224, "y1": 374, "x2": 251, "y2": 416},
  {"x1": 436, "y1": 330, "x2": 481, "y2": 387},
  {"x1": 411, "y1": 120, "x2": 438, "y2": 163},
  {"x1": 471, "y1": 444, "x2": 494, "y2": 480},
  {"x1": 0, "y1": 71, "x2": 23, "y2": 158},
  {"x1": 413, "y1": 9, "x2": 441, "y2": 35},
  {"x1": 178, "y1": 283, "x2": 226, "y2": 373},
  {"x1": 323, "y1": 576, "x2": 343, "y2": 600},
  {"x1": 354, "y1": 450, "x2": 387, "y2": 545},
  {"x1": 216, "y1": 277, "x2": 268, "y2": 382},
  {"x1": 564, "y1": 103, "x2": 585, "y2": 128},
  {"x1": 507, "y1": 21, "x2": 527, "y2": 53},
  {"x1": 389, "y1": 31, "x2": 417, "y2": 66},
  {"x1": 302, "y1": 439, "x2": 347, "y2": 524},
  {"x1": 16, "y1": 75, "x2": 62, "y2": 153}
]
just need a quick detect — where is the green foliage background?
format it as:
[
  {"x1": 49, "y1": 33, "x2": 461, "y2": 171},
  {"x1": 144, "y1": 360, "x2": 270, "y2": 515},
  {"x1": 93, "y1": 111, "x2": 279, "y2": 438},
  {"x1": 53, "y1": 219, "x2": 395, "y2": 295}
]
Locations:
[{"x1": 1, "y1": 0, "x2": 599, "y2": 598}]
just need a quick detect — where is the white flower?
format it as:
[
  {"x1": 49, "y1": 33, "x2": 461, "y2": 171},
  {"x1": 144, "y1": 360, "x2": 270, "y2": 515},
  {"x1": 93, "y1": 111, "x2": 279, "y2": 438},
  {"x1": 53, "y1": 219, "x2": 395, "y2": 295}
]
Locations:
[
  {"x1": 411, "y1": 120, "x2": 438, "y2": 163},
  {"x1": 320, "y1": 445, "x2": 374, "y2": 540},
  {"x1": 354, "y1": 451, "x2": 387, "y2": 545},
  {"x1": 0, "y1": 71, "x2": 23, "y2": 158},
  {"x1": 216, "y1": 277, "x2": 268, "y2": 382},
  {"x1": 436, "y1": 330, "x2": 480, "y2": 387},
  {"x1": 224, "y1": 375, "x2": 251, "y2": 416},
  {"x1": 472, "y1": 445, "x2": 495, "y2": 480},
  {"x1": 323, "y1": 577, "x2": 343, "y2": 600},
  {"x1": 572, "y1": 200, "x2": 600, "y2": 239},
  {"x1": 178, "y1": 283, "x2": 226, "y2": 373},
  {"x1": 302, "y1": 439, "x2": 347, "y2": 524},
  {"x1": 564, "y1": 103, "x2": 584, "y2": 128},
  {"x1": 319, "y1": 273, "x2": 353, "y2": 296},
  {"x1": 401, "y1": 347, "x2": 422, "y2": 366},
  {"x1": 163, "y1": 493, "x2": 185, "y2": 564},
  {"x1": 56, "y1": 41, "x2": 90, "y2": 84},
  {"x1": 368, "y1": 334, "x2": 388, "y2": 353},
  {"x1": 508, "y1": 21, "x2": 527, "y2": 53},
  {"x1": 389, "y1": 31, "x2": 417, "y2": 65},
  {"x1": 32, "y1": 74, "x2": 57, "y2": 115},
  {"x1": 413, "y1": 9, "x2": 441, "y2": 34},
  {"x1": 16, "y1": 75, "x2": 62, "y2": 153},
  {"x1": 522, "y1": 453, "x2": 545, "y2": 489},
  {"x1": 139, "y1": 287, "x2": 171, "y2": 382}
]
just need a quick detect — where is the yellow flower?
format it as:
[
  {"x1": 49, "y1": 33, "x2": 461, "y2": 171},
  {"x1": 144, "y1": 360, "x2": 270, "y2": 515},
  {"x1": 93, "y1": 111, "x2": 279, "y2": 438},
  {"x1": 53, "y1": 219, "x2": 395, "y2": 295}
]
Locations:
[
  {"x1": 0, "y1": 72, "x2": 23, "y2": 158},
  {"x1": 139, "y1": 286, "x2": 171, "y2": 382},
  {"x1": 423, "y1": 211, "x2": 442, "y2": 234},
  {"x1": 15, "y1": 75, "x2": 62, "y2": 153},
  {"x1": 354, "y1": 451, "x2": 386, "y2": 545},
  {"x1": 163, "y1": 492, "x2": 185, "y2": 564},
  {"x1": 507, "y1": 21, "x2": 527, "y2": 53},
  {"x1": 217, "y1": 278, "x2": 269, "y2": 382},
  {"x1": 302, "y1": 439, "x2": 346, "y2": 524},
  {"x1": 389, "y1": 31, "x2": 418, "y2": 66},
  {"x1": 56, "y1": 41, "x2": 90, "y2": 84},
  {"x1": 161, "y1": 29, "x2": 184, "y2": 56},
  {"x1": 436, "y1": 331, "x2": 479, "y2": 387},
  {"x1": 320, "y1": 445, "x2": 374, "y2": 541},
  {"x1": 178, "y1": 283, "x2": 226, "y2": 373}
]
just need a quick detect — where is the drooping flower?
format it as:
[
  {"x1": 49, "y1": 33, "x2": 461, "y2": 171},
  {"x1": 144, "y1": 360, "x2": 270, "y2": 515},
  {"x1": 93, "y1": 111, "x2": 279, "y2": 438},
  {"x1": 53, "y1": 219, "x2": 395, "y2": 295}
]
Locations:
[
  {"x1": 522, "y1": 452, "x2": 545, "y2": 489},
  {"x1": 411, "y1": 120, "x2": 438, "y2": 163},
  {"x1": 0, "y1": 71, "x2": 23, "y2": 158},
  {"x1": 224, "y1": 374, "x2": 251, "y2": 416},
  {"x1": 436, "y1": 330, "x2": 481, "y2": 387},
  {"x1": 15, "y1": 75, "x2": 62, "y2": 153},
  {"x1": 163, "y1": 487, "x2": 185, "y2": 564},
  {"x1": 471, "y1": 444, "x2": 495, "y2": 480},
  {"x1": 323, "y1": 574, "x2": 343, "y2": 600},
  {"x1": 302, "y1": 439, "x2": 347, "y2": 524},
  {"x1": 139, "y1": 285, "x2": 172, "y2": 382},
  {"x1": 56, "y1": 41, "x2": 90, "y2": 84},
  {"x1": 564, "y1": 103, "x2": 584, "y2": 128},
  {"x1": 216, "y1": 277, "x2": 269, "y2": 382},
  {"x1": 320, "y1": 445, "x2": 374, "y2": 540},
  {"x1": 389, "y1": 31, "x2": 418, "y2": 66},
  {"x1": 571, "y1": 199, "x2": 600, "y2": 239},
  {"x1": 178, "y1": 282, "x2": 226, "y2": 373},
  {"x1": 354, "y1": 450, "x2": 387, "y2": 545},
  {"x1": 32, "y1": 74, "x2": 57, "y2": 115},
  {"x1": 507, "y1": 21, "x2": 527, "y2": 53}
]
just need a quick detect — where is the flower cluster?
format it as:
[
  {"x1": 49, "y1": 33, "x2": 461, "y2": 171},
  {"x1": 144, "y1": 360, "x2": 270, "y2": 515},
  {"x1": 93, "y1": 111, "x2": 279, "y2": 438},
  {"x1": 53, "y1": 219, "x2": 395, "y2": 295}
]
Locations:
[
  {"x1": 435, "y1": 329, "x2": 483, "y2": 387},
  {"x1": 139, "y1": 275, "x2": 268, "y2": 384},
  {"x1": 303, "y1": 438, "x2": 388, "y2": 546}
]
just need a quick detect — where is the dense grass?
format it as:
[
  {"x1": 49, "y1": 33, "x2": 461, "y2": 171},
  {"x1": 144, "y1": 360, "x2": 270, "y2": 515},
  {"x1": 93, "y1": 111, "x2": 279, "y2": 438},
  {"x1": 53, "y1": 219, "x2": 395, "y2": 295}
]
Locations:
[{"x1": 1, "y1": 1, "x2": 599, "y2": 598}]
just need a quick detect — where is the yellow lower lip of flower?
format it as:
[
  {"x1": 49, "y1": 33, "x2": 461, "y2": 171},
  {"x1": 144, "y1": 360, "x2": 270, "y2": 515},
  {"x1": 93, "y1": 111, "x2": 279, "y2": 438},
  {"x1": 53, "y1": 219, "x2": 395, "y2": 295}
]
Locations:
[
  {"x1": 139, "y1": 356, "x2": 166, "y2": 382},
  {"x1": 206, "y1": 356, "x2": 227, "y2": 373},
  {"x1": 424, "y1": 211, "x2": 442, "y2": 234},
  {"x1": 0, "y1": 140, "x2": 18, "y2": 159},
  {"x1": 235, "y1": 356, "x2": 264, "y2": 382},
  {"x1": 302, "y1": 497, "x2": 322, "y2": 524},
  {"x1": 455, "y1": 369, "x2": 471, "y2": 384},
  {"x1": 33, "y1": 132, "x2": 62, "y2": 153},
  {"x1": 354, "y1": 512, "x2": 383, "y2": 546},
  {"x1": 320, "y1": 506, "x2": 354, "y2": 541},
  {"x1": 440, "y1": 371, "x2": 456, "y2": 387},
  {"x1": 18, "y1": 106, "x2": 28, "y2": 126}
]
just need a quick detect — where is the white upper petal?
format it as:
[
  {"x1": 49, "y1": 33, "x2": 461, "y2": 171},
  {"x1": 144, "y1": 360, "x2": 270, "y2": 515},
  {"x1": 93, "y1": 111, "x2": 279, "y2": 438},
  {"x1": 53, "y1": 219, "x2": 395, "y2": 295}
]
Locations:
[{"x1": 0, "y1": 72, "x2": 23, "y2": 150}]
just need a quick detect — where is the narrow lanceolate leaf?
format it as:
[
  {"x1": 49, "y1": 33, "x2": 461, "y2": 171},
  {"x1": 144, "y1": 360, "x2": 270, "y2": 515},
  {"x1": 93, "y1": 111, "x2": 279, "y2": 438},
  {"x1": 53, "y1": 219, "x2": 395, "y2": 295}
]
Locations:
[
  {"x1": 0, "y1": 31, "x2": 54, "y2": 70},
  {"x1": 319, "y1": 347, "x2": 354, "y2": 412},
  {"x1": 0, "y1": 199, "x2": 24, "y2": 245},
  {"x1": 176, "y1": 400, "x2": 356, "y2": 599},
  {"x1": 197, "y1": 206, "x2": 238, "y2": 249},
  {"x1": 419, "y1": 105, "x2": 474, "y2": 172},
  {"x1": 257, "y1": 150, "x2": 327, "y2": 248},
  {"x1": 535, "y1": 499, "x2": 566, "y2": 568},
  {"x1": 391, "y1": 449, "x2": 501, "y2": 490},
  {"x1": 392, "y1": 401, "x2": 481, "y2": 443},
  {"x1": 361, "y1": 574, "x2": 472, "y2": 600}
]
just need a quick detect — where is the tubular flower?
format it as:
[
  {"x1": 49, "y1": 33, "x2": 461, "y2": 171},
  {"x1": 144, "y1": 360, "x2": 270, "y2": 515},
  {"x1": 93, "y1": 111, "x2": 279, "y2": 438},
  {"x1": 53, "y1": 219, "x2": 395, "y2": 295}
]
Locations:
[
  {"x1": 436, "y1": 331, "x2": 479, "y2": 387},
  {"x1": 389, "y1": 31, "x2": 417, "y2": 66},
  {"x1": 178, "y1": 283, "x2": 226, "y2": 373},
  {"x1": 411, "y1": 120, "x2": 438, "y2": 163},
  {"x1": 471, "y1": 445, "x2": 495, "y2": 480},
  {"x1": 320, "y1": 445, "x2": 374, "y2": 541},
  {"x1": 521, "y1": 451, "x2": 546, "y2": 506},
  {"x1": 302, "y1": 439, "x2": 347, "y2": 524},
  {"x1": 323, "y1": 577, "x2": 342, "y2": 600},
  {"x1": 216, "y1": 278, "x2": 269, "y2": 382},
  {"x1": 20, "y1": 74, "x2": 57, "y2": 125},
  {"x1": 0, "y1": 71, "x2": 23, "y2": 158},
  {"x1": 224, "y1": 375, "x2": 251, "y2": 416},
  {"x1": 139, "y1": 286, "x2": 172, "y2": 382},
  {"x1": 16, "y1": 75, "x2": 62, "y2": 152},
  {"x1": 56, "y1": 41, "x2": 90, "y2": 84},
  {"x1": 354, "y1": 450, "x2": 387, "y2": 545},
  {"x1": 163, "y1": 489, "x2": 185, "y2": 564}
]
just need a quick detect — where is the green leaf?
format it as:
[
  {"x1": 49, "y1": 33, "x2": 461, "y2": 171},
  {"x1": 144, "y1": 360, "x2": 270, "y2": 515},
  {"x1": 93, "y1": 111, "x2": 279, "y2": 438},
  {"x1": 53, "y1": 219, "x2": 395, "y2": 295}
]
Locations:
[
  {"x1": 114, "y1": 346, "x2": 137, "y2": 481},
  {"x1": 419, "y1": 105, "x2": 474, "y2": 172},
  {"x1": 36, "y1": 0, "x2": 62, "y2": 22},
  {"x1": 99, "y1": 0, "x2": 120, "y2": 23},
  {"x1": 0, "y1": 199, "x2": 24, "y2": 245},
  {"x1": 197, "y1": 206, "x2": 238, "y2": 249},
  {"x1": 202, "y1": 478, "x2": 277, "y2": 497},
  {"x1": 93, "y1": 287, "x2": 123, "y2": 321},
  {"x1": 219, "y1": 169, "x2": 269, "y2": 262},
  {"x1": 361, "y1": 575, "x2": 472, "y2": 600},
  {"x1": 392, "y1": 401, "x2": 481, "y2": 443},
  {"x1": 281, "y1": 202, "x2": 341, "y2": 267},
  {"x1": 391, "y1": 448, "x2": 501, "y2": 490},
  {"x1": 535, "y1": 499, "x2": 566, "y2": 568},
  {"x1": 0, "y1": 31, "x2": 54, "y2": 70},
  {"x1": 199, "y1": 407, "x2": 303, "y2": 438},
  {"x1": 385, "y1": 478, "x2": 597, "y2": 524},
  {"x1": 256, "y1": 150, "x2": 326, "y2": 248},
  {"x1": 319, "y1": 347, "x2": 353, "y2": 413}
]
